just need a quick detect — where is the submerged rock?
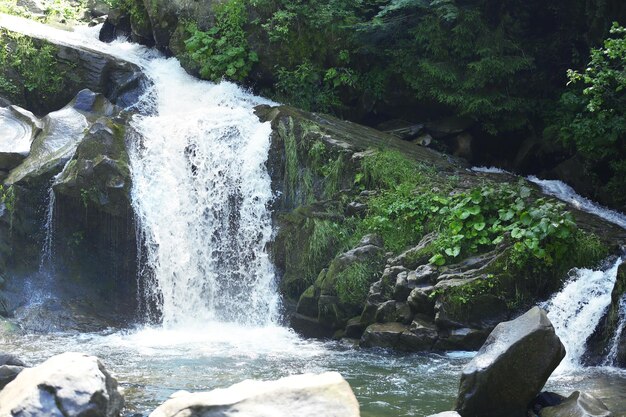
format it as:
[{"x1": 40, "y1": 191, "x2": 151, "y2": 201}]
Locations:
[
  {"x1": 0, "y1": 352, "x2": 123, "y2": 417},
  {"x1": 455, "y1": 306, "x2": 565, "y2": 417},
  {"x1": 149, "y1": 372, "x2": 360, "y2": 417},
  {"x1": 540, "y1": 391, "x2": 613, "y2": 417}
]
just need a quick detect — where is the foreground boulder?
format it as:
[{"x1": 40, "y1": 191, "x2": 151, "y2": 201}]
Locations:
[
  {"x1": 540, "y1": 391, "x2": 612, "y2": 417},
  {"x1": 150, "y1": 372, "x2": 360, "y2": 417},
  {"x1": 455, "y1": 306, "x2": 565, "y2": 417},
  {"x1": 0, "y1": 352, "x2": 123, "y2": 417}
]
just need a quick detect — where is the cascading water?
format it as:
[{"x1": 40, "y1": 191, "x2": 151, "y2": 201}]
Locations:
[
  {"x1": 603, "y1": 294, "x2": 626, "y2": 366},
  {"x1": 527, "y1": 176, "x2": 626, "y2": 230},
  {"x1": 128, "y1": 63, "x2": 281, "y2": 327},
  {"x1": 134, "y1": 37, "x2": 279, "y2": 330},
  {"x1": 542, "y1": 259, "x2": 623, "y2": 371}
]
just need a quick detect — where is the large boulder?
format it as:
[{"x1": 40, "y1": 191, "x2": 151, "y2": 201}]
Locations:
[
  {"x1": 149, "y1": 372, "x2": 360, "y2": 417},
  {"x1": 455, "y1": 306, "x2": 565, "y2": 417},
  {"x1": 540, "y1": 391, "x2": 613, "y2": 417},
  {"x1": 0, "y1": 352, "x2": 123, "y2": 417}
]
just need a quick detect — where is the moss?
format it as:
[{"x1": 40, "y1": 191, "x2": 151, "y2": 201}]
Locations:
[
  {"x1": 335, "y1": 255, "x2": 385, "y2": 306},
  {"x1": 278, "y1": 205, "x2": 352, "y2": 299}
]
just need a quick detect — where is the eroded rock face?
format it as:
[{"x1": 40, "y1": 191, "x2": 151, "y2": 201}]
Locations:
[
  {"x1": 0, "y1": 106, "x2": 41, "y2": 171},
  {"x1": 540, "y1": 391, "x2": 613, "y2": 417},
  {"x1": 0, "y1": 352, "x2": 123, "y2": 417},
  {"x1": 149, "y1": 372, "x2": 360, "y2": 417},
  {"x1": 455, "y1": 307, "x2": 565, "y2": 417}
]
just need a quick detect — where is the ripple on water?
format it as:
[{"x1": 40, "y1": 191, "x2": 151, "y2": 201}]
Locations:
[{"x1": 0, "y1": 325, "x2": 468, "y2": 417}]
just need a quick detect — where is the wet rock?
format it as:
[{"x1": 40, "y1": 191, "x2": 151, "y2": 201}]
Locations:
[
  {"x1": 408, "y1": 286, "x2": 435, "y2": 316},
  {"x1": 530, "y1": 391, "x2": 567, "y2": 415},
  {"x1": 455, "y1": 306, "x2": 566, "y2": 417},
  {"x1": 540, "y1": 391, "x2": 612, "y2": 417},
  {"x1": 360, "y1": 322, "x2": 408, "y2": 349},
  {"x1": 0, "y1": 106, "x2": 41, "y2": 171},
  {"x1": 0, "y1": 352, "x2": 123, "y2": 417},
  {"x1": 53, "y1": 112, "x2": 130, "y2": 217},
  {"x1": 149, "y1": 372, "x2": 360, "y2": 417},
  {"x1": 0, "y1": 353, "x2": 27, "y2": 390},
  {"x1": 434, "y1": 327, "x2": 488, "y2": 351},
  {"x1": 345, "y1": 316, "x2": 366, "y2": 339},
  {"x1": 6, "y1": 90, "x2": 119, "y2": 185},
  {"x1": 0, "y1": 14, "x2": 146, "y2": 114}
]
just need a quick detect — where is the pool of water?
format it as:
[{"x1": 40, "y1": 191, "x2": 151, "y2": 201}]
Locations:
[{"x1": 0, "y1": 323, "x2": 470, "y2": 417}]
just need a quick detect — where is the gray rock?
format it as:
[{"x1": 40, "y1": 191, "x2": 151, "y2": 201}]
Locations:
[
  {"x1": 0, "y1": 352, "x2": 124, "y2": 417},
  {"x1": 407, "y1": 286, "x2": 435, "y2": 315},
  {"x1": 0, "y1": 106, "x2": 41, "y2": 170},
  {"x1": 0, "y1": 353, "x2": 25, "y2": 367},
  {"x1": 455, "y1": 306, "x2": 565, "y2": 417},
  {"x1": 540, "y1": 391, "x2": 612, "y2": 417},
  {"x1": 360, "y1": 322, "x2": 408, "y2": 349},
  {"x1": 149, "y1": 372, "x2": 360, "y2": 417},
  {"x1": 0, "y1": 364, "x2": 25, "y2": 390},
  {"x1": 0, "y1": 352, "x2": 27, "y2": 389}
]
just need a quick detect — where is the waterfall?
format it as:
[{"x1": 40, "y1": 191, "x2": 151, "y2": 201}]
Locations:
[
  {"x1": 127, "y1": 60, "x2": 280, "y2": 328},
  {"x1": 39, "y1": 187, "x2": 56, "y2": 271},
  {"x1": 542, "y1": 259, "x2": 623, "y2": 371},
  {"x1": 0, "y1": 13, "x2": 281, "y2": 328},
  {"x1": 603, "y1": 294, "x2": 626, "y2": 366}
]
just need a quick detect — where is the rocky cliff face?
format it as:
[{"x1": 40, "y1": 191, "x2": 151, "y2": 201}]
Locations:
[{"x1": 258, "y1": 104, "x2": 625, "y2": 352}]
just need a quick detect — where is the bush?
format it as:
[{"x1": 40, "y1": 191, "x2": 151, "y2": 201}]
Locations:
[{"x1": 184, "y1": 0, "x2": 257, "y2": 82}]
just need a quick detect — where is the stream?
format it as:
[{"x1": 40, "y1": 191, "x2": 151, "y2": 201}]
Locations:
[{"x1": 1, "y1": 14, "x2": 626, "y2": 417}]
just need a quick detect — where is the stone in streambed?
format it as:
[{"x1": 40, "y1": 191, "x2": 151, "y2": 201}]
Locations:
[
  {"x1": 455, "y1": 306, "x2": 565, "y2": 417},
  {"x1": 0, "y1": 352, "x2": 124, "y2": 417},
  {"x1": 0, "y1": 352, "x2": 27, "y2": 390},
  {"x1": 149, "y1": 372, "x2": 360, "y2": 417},
  {"x1": 540, "y1": 391, "x2": 613, "y2": 417}
]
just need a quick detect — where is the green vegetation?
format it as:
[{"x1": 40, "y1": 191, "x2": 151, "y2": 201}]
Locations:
[
  {"x1": 550, "y1": 23, "x2": 626, "y2": 208},
  {"x1": 0, "y1": 0, "x2": 87, "y2": 22},
  {"x1": 355, "y1": 150, "x2": 591, "y2": 275},
  {"x1": 335, "y1": 256, "x2": 384, "y2": 306},
  {"x1": 184, "y1": 0, "x2": 257, "y2": 82},
  {"x1": 0, "y1": 184, "x2": 16, "y2": 230},
  {"x1": 0, "y1": 29, "x2": 65, "y2": 104}
]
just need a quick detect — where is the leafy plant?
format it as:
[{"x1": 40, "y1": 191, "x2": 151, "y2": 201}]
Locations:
[
  {"x1": 429, "y1": 184, "x2": 576, "y2": 266},
  {"x1": 184, "y1": 0, "x2": 258, "y2": 82},
  {"x1": 550, "y1": 22, "x2": 626, "y2": 208},
  {"x1": 0, "y1": 29, "x2": 65, "y2": 103}
]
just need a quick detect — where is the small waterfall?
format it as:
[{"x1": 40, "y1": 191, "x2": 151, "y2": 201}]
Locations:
[
  {"x1": 39, "y1": 187, "x2": 56, "y2": 271},
  {"x1": 128, "y1": 60, "x2": 280, "y2": 328},
  {"x1": 527, "y1": 176, "x2": 626, "y2": 230},
  {"x1": 603, "y1": 294, "x2": 626, "y2": 366},
  {"x1": 543, "y1": 259, "x2": 623, "y2": 371}
]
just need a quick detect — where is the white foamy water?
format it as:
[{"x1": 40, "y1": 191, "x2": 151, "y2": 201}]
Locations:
[
  {"x1": 543, "y1": 259, "x2": 623, "y2": 372},
  {"x1": 528, "y1": 176, "x2": 626, "y2": 230},
  {"x1": 128, "y1": 58, "x2": 279, "y2": 328}
]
